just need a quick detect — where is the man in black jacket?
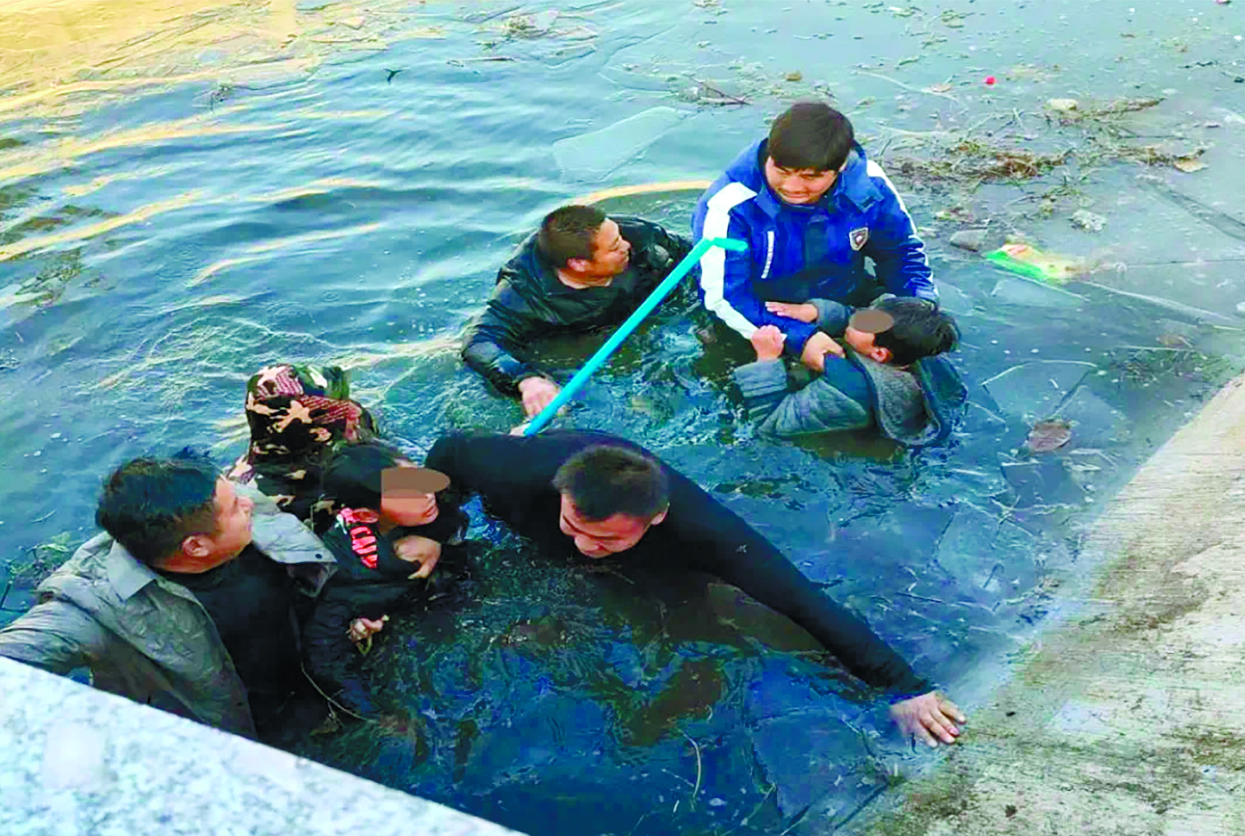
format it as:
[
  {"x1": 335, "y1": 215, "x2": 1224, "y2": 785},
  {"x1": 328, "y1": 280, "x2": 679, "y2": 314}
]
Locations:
[
  {"x1": 461, "y1": 204, "x2": 694, "y2": 418},
  {"x1": 426, "y1": 429, "x2": 967, "y2": 748}
]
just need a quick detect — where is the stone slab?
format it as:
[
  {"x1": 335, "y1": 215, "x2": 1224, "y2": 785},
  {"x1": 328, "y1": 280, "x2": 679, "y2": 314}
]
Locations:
[{"x1": 0, "y1": 658, "x2": 525, "y2": 836}]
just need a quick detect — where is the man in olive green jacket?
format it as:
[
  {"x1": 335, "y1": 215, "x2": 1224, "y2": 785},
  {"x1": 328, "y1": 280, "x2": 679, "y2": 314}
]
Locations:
[{"x1": 0, "y1": 452, "x2": 337, "y2": 739}]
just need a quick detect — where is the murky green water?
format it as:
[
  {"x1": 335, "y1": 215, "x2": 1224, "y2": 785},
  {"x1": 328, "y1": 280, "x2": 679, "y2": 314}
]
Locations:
[{"x1": 3, "y1": 1, "x2": 1245, "y2": 833}]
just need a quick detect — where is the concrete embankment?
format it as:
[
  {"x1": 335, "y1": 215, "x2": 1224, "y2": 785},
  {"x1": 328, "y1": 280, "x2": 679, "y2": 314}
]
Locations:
[{"x1": 862, "y1": 376, "x2": 1245, "y2": 836}]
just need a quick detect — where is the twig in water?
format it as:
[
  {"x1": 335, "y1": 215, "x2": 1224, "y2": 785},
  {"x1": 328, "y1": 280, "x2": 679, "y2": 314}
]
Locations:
[
  {"x1": 690, "y1": 77, "x2": 749, "y2": 105},
  {"x1": 0, "y1": 576, "x2": 15, "y2": 612},
  {"x1": 854, "y1": 70, "x2": 958, "y2": 101},
  {"x1": 679, "y1": 729, "x2": 703, "y2": 811},
  {"x1": 719, "y1": 784, "x2": 778, "y2": 836},
  {"x1": 660, "y1": 767, "x2": 694, "y2": 789},
  {"x1": 626, "y1": 813, "x2": 649, "y2": 836},
  {"x1": 299, "y1": 663, "x2": 374, "y2": 723},
  {"x1": 896, "y1": 591, "x2": 945, "y2": 605},
  {"x1": 32, "y1": 511, "x2": 55, "y2": 524}
]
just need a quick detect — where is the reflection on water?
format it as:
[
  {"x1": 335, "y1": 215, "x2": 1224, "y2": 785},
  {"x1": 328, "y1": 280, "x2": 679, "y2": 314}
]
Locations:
[{"x1": 3, "y1": 1, "x2": 1245, "y2": 834}]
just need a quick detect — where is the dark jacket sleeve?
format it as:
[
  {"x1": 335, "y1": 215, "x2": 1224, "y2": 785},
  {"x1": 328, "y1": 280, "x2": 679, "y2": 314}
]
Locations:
[
  {"x1": 460, "y1": 281, "x2": 552, "y2": 397},
  {"x1": 425, "y1": 433, "x2": 529, "y2": 515},
  {"x1": 671, "y1": 480, "x2": 932, "y2": 695},
  {"x1": 619, "y1": 216, "x2": 694, "y2": 272},
  {"x1": 302, "y1": 587, "x2": 379, "y2": 717}
]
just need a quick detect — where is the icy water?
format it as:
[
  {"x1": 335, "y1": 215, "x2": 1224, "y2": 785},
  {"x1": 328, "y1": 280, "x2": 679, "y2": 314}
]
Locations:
[{"x1": 3, "y1": 1, "x2": 1245, "y2": 833}]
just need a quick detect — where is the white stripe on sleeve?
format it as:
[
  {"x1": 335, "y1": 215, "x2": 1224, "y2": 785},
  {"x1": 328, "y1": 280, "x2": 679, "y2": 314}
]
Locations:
[
  {"x1": 700, "y1": 181, "x2": 761, "y2": 338},
  {"x1": 866, "y1": 159, "x2": 930, "y2": 269}
]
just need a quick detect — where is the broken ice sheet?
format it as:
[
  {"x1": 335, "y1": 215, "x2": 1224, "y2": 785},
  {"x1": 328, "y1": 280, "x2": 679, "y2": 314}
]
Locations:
[
  {"x1": 816, "y1": 504, "x2": 955, "y2": 582},
  {"x1": 932, "y1": 504, "x2": 1042, "y2": 604},
  {"x1": 935, "y1": 281, "x2": 974, "y2": 316},
  {"x1": 1052, "y1": 386, "x2": 1130, "y2": 446},
  {"x1": 980, "y1": 360, "x2": 1096, "y2": 420},
  {"x1": 990, "y1": 276, "x2": 1087, "y2": 309},
  {"x1": 749, "y1": 709, "x2": 867, "y2": 816},
  {"x1": 552, "y1": 106, "x2": 688, "y2": 180}
]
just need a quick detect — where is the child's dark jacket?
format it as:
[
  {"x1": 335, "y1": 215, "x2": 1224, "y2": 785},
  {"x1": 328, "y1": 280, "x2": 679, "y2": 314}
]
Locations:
[{"x1": 302, "y1": 500, "x2": 465, "y2": 714}]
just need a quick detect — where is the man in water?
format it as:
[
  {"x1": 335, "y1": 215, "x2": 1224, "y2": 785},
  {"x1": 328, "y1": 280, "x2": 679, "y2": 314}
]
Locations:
[
  {"x1": 694, "y1": 101, "x2": 938, "y2": 374},
  {"x1": 461, "y1": 203, "x2": 693, "y2": 418},
  {"x1": 427, "y1": 429, "x2": 966, "y2": 747},
  {"x1": 0, "y1": 451, "x2": 336, "y2": 741}
]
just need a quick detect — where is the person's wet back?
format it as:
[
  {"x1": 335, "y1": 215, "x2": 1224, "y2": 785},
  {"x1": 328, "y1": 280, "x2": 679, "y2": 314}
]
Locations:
[
  {"x1": 735, "y1": 296, "x2": 967, "y2": 445},
  {"x1": 461, "y1": 204, "x2": 694, "y2": 418},
  {"x1": 426, "y1": 429, "x2": 967, "y2": 747},
  {"x1": 304, "y1": 441, "x2": 469, "y2": 716},
  {"x1": 0, "y1": 451, "x2": 336, "y2": 740}
]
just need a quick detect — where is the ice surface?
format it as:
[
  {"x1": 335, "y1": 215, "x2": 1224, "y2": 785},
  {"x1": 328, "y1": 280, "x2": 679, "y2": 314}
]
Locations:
[
  {"x1": 552, "y1": 106, "x2": 688, "y2": 181},
  {"x1": 981, "y1": 361, "x2": 1096, "y2": 420}
]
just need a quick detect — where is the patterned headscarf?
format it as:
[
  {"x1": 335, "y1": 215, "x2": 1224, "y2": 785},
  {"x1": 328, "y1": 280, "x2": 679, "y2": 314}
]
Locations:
[{"x1": 227, "y1": 364, "x2": 377, "y2": 522}]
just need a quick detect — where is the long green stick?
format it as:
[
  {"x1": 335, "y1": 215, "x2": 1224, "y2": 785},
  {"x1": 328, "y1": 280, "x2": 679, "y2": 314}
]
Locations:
[{"x1": 523, "y1": 236, "x2": 747, "y2": 436}]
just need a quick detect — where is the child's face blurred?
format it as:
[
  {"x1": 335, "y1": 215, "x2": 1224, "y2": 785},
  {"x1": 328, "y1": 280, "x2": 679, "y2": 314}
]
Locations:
[
  {"x1": 844, "y1": 308, "x2": 895, "y2": 364},
  {"x1": 379, "y1": 460, "x2": 440, "y2": 526},
  {"x1": 843, "y1": 325, "x2": 880, "y2": 357}
]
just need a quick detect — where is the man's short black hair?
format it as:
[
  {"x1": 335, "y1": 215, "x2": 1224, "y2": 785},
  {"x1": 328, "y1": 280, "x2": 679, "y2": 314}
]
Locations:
[
  {"x1": 96, "y1": 449, "x2": 220, "y2": 567},
  {"x1": 537, "y1": 204, "x2": 607, "y2": 268},
  {"x1": 768, "y1": 102, "x2": 855, "y2": 173},
  {"x1": 321, "y1": 441, "x2": 411, "y2": 510},
  {"x1": 552, "y1": 445, "x2": 670, "y2": 522},
  {"x1": 870, "y1": 297, "x2": 960, "y2": 367}
]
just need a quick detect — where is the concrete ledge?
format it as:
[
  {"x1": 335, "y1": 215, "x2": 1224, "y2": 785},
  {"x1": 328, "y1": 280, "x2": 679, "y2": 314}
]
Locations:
[
  {"x1": 862, "y1": 376, "x2": 1245, "y2": 835},
  {"x1": 0, "y1": 658, "x2": 524, "y2": 836}
]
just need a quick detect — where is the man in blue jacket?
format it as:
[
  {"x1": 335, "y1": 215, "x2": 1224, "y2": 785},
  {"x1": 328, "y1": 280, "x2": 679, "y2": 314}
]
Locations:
[{"x1": 693, "y1": 102, "x2": 937, "y2": 373}]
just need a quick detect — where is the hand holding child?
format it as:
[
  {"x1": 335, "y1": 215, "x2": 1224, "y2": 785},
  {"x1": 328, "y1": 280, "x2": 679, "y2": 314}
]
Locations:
[
  {"x1": 765, "y1": 301, "x2": 820, "y2": 323},
  {"x1": 394, "y1": 534, "x2": 442, "y2": 580},
  {"x1": 800, "y1": 331, "x2": 845, "y2": 372},
  {"x1": 749, "y1": 325, "x2": 787, "y2": 361}
]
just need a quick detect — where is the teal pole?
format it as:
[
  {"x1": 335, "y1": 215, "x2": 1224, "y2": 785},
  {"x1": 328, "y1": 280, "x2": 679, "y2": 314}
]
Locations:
[{"x1": 523, "y1": 236, "x2": 748, "y2": 436}]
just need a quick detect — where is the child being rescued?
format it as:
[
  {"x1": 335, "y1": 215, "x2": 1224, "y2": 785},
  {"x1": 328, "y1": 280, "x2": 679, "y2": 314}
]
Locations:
[
  {"x1": 302, "y1": 441, "x2": 468, "y2": 716},
  {"x1": 732, "y1": 295, "x2": 966, "y2": 447}
]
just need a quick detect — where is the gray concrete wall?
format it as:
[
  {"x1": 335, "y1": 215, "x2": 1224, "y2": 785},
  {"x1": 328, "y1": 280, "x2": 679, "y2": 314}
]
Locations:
[
  {"x1": 860, "y1": 376, "x2": 1245, "y2": 836},
  {"x1": 0, "y1": 658, "x2": 525, "y2": 836}
]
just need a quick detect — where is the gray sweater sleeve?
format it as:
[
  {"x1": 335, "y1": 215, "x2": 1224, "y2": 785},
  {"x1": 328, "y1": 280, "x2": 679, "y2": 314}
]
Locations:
[
  {"x1": 734, "y1": 359, "x2": 872, "y2": 438},
  {"x1": 0, "y1": 599, "x2": 109, "y2": 674},
  {"x1": 811, "y1": 299, "x2": 854, "y2": 336}
]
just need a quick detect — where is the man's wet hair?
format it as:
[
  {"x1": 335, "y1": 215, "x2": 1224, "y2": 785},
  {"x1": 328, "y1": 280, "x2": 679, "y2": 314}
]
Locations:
[
  {"x1": 869, "y1": 297, "x2": 960, "y2": 367},
  {"x1": 552, "y1": 445, "x2": 670, "y2": 522},
  {"x1": 321, "y1": 441, "x2": 411, "y2": 510},
  {"x1": 96, "y1": 449, "x2": 220, "y2": 567},
  {"x1": 768, "y1": 102, "x2": 856, "y2": 173},
  {"x1": 537, "y1": 204, "x2": 608, "y2": 267}
]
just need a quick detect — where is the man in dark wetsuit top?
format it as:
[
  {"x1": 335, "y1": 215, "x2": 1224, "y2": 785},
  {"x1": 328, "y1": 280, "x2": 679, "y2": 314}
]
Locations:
[
  {"x1": 426, "y1": 429, "x2": 967, "y2": 747},
  {"x1": 461, "y1": 203, "x2": 694, "y2": 419}
]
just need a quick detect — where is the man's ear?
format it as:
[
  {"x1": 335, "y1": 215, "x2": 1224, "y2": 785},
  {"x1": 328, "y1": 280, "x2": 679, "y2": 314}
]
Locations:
[
  {"x1": 181, "y1": 534, "x2": 213, "y2": 559},
  {"x1": 872, "y1": 346, "x2": 894, "y2": 364},
  {"x1": 650, "y1": 508, "x2": 669, "y2": 527},
  {"x1": 565, "y1": 257, "x2": 590, "y2": 273}
]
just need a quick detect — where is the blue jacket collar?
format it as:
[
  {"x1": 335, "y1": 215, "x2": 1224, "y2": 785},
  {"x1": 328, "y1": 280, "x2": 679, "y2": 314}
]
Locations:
[{"x1": 731, "y1": 139, "x2": 883, "y2": 218}]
